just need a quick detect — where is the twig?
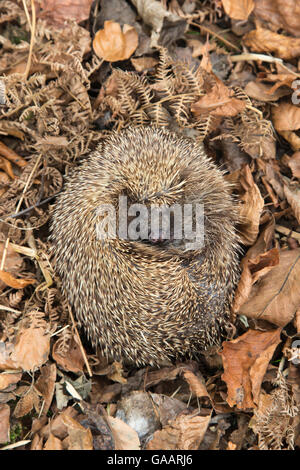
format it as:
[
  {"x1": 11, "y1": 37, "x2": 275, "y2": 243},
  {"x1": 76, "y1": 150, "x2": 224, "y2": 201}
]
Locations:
[
  {"x1": 231, "y1": 53, "x2": 283, "y2": 64},
  {"x1": 275, "y1": 225, "x2": 300, "y2": 242},
  {"x1": 0, "y1": 305, "x2": 21, "y2": 314},
  {"x1": 15, "y1": 154, "x2": 42, "y2": 214},
  {"x1": 0, "y1": 237, "x2": 10, "y2": 271},
  {"x1": 189, "y1": 21, "x2": 240, "y2": 52},
  {"x1": 4, "y1": 191, "x2": 60, "y2": 220},
  {"x1": 23, "y1": 0, "x2": 36, "y2": 80},
  {"x1": 68, "y1": 304, "x2": 92, "y2": 377},
  {"x1": 21, "y1": 0, "x2": 32, "y2": 31},
  {"x1": 0, "y1": 154, "x2": 42, "y2": 270},
  {"x1": 1, "y1": 440, "x2": 31, "y2": 450}
]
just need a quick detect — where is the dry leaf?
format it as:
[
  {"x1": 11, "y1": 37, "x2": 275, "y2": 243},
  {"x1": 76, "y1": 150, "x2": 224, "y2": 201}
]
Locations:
[
  {"x1": 244, "y1": 81, "x2": 290, "y2": 102},
  {"x1": 244, "y1": 25, "x2": 300, "y2": 60},
  {"x1": 239, "y1": 248, "x2": 300, "y2": 327},
  {"x1": 40, "y1": 407, "x2": 78, "y2": 440},
  {"x1": 14, "y1": 386, "x2": 41, "y2": 418},
  {"x1": 0, "y1": 342, "x2": 20, "y2": 371},
  {"x1": 233, "y1": 247, "x2": 279, "y2": 313},
  {"x1": 0, "y1": 141, "x2": 27, "y2": 167},
  {"x1": 0, "y1": 243, "x2": 23, "y2": 290},
  {"x1": 183, "y1": 369, "x2": 210, "y2": 399},
  {"x1": 191, "y1": 78, "x2": 246, "y2": 117},
  {"x1": 221, "y1": 0, "x2": 254, "y2": 20},
  {"x1": 187, "y1": 39, "x2": 205, "y2": 57},
  {"x1": 237, "y1": 165, "x2": 265, "y2": 246},
  {"x1": 131, "y1": 0, "x2": 187, "y2": 48},
  {"x1": 35, "y1": 363, "x2": 57, "y2": 416},
  {"x1": 0, "y1": 404, "x2": 10, "y2": 444},
  {"x1": 0, "y1": 372, "x2": 22, "y2": 391},
  {"x1": 44, "y1": 433, "x2": 63, "y2": 450},
  {"x1": 283, "y1": 152, "x2": 300, "y2": 178},
  {"x1": 93, "y1": 21, "x2": 138, "y2": 62},
  {"x1": 107, "y1": 416, "x2": 140, "y2": 450},
  {"x1": 131, "y1": 57, "x2": 158, "y2": 72},
  {"x1": 107, "y1": 362, "x2": 127, "y2": 384},
  {"x1": 37, "y1": 0, "x2": 93, "y2": 26},
  {"x1": 12, "y1": 326, "x2": 50, "y2": 372},
  {"x1": 221, "y1": 329, "x2": 282, "y2": 409},
  {"x1": 283, "y1": 180, "x2": 300, "y2": 224},
  {"x1": 279, "y1": 131, "x2": 300, "y2": 151},
  {"x1": 0, "y1": 271, "x2": 35, "y2": 289},
  {"x1": 147, "y1": 412, "x2": 211, "y2": 450},
  {"x1": 272, "y1": 103, "x2": 300, "y2": 132},
  {"x1": 62, "y1": 415, "x2": 93, "y2": 450},
  {"x1": 254, "y1": 0, "x2": 300, "y2": 37},
  {"x1": 52, "y1": 334, "x2": 85, "y2": 374}
]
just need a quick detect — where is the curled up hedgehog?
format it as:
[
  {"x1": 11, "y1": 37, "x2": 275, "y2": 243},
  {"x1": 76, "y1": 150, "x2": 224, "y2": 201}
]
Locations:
[{"x1": 50, "y1": 126, "x2": 240, "y2": 366}]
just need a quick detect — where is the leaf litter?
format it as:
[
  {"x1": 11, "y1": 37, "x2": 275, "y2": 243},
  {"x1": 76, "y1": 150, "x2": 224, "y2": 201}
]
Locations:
[{"x1": 0, "y1": 0, "x2": 299, "y2": 451}]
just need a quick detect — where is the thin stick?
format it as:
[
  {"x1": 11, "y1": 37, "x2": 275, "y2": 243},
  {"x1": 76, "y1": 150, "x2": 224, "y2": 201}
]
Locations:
[
  {"x1": 0, "y1": 237, "x2": 10, "y2": 271},
  {"x1": 231, "y1": 53, "x2": 283, "y2": 64},
  {"x1": 23, "y1": 0, "x2": 36, "y2": 80},
  {"x1": 0, "y1": 154, "x2": 42, "y2": 270},
  {"x1": 15, "y1": 154, "x2": 42, "y2": 214},
  {"x1": 275, "y1": 225, "x2": 300, "y2": 242},
  {"x1": 189, "y1": 21, "x2": 240, "y2": 52},
  {"x1": 21, "y1": 0, "x2": 32, "y2": 31},
  {"x1": 68, "y1": 305, "x2": 92, "y2": 377}
]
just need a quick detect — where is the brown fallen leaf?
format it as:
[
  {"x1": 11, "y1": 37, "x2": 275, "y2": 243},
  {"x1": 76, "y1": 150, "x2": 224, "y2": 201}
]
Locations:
[
  {"x1": 107, "y1": 416, "x2": 140, "y2": 450},
  {"x1": 14, "y1": 385, "x2": 41, "y2": 418},
  {"x1": 237, "y1": 165, "x2": 265, "y2": 246},
  {"x1": 233, "y1": 247, "x2": 280, "y2": 313},
  {"x1": 232, "y1": 216, "x2": 275, "y2": 315},
  {"x1": 0, "y1": 157, "x2": 15, "y2": 179},
  {"x1": 283, "y1": 178, "x2": 300, "y2": 224},
  {"x1": 62, "y1": 415, "x2": 93, "y2": 450},
  {"x1": 35, "y1": 363, "x2": 57, "y2": 416},
  {"x1": 0, "y1": 242, "x2": 23, "y2": 290},
  {"x1": 31, "y1": 434, "x2": 44, "y2": 450},
  {"x1": 282, "y1": 152, "x2": 300, "y2": 178},
  {"x1": 37, "y1": 0, "x2": 93, "y2": 26},
  {"x1": 44, "y1": 433, "x2": 63, "y2": 450},
  {"x1": 147, "y1": 412, "x2": 211, "y2": 450},
  {"x1": 0, "y1": 372, "x2": 22, "y2": 391},
  {"x1": 0, "y1": 342, "x2": 20, "y2": 371},
  {"x1": 52, "y1": 334, "x2": 85, "y2": 374},
  {"x1": 254, "y1": 0, "x2": 300, "y2": 38},
  {"x1": 183, "y1": 369, "x2": 211, "y2": 400},
  {"x1": 0, "y1": 141, "x2": 27, "y2": 167},
  {"x1": 12, "y1": 323, "x2": 50, "y2": 372},
  {"x1": 244, "y1": 81, "x2": 290, "y2": 102},
  {"x1": 221, "y1": 0, "x2": 254, "y2": 20},
  {"x1": 239, "y1": 248, "x2": 300, "y2": 327},
  {"x1": 279, "y1": 131, "x2": 300, "y2": 151},
  {"x1": 221, "y1": 329, "x2": 282, "y2": 409},
  {"x1": 272, "y1": 103, "x2": 300, "y2": 132},
  {"x1": 0, "y1": 404, "x2": 10, "y2": 444},
  {"x1": 0, "y1": 271, "x2": 35, "y2": 289},
  {"x1": 131, "y1": 57, "x2": 158, "y2": 72},
  {"x1": 191, "y1": 77, "x2": 246, "y2": 117},
  {"x1": 244, "y1": 24, "x2": 300, "y2": 60},
  {"x1": 39, "y1": 407, "x2": 78, "y2": 441},
  {"x1": 93, "y1": 21, "x2": 138, "y2": 62}
]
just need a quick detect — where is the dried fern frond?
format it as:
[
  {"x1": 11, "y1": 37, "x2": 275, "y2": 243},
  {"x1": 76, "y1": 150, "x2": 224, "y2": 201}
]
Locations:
[{"x1": 253, "y1": 373, "x2": 298, "y2": 450}]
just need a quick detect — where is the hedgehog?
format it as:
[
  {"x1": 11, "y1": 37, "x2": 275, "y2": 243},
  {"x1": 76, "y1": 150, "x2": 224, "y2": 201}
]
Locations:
[{"x1": 50, "y1": 126, "x2": 240, "y2": 366}]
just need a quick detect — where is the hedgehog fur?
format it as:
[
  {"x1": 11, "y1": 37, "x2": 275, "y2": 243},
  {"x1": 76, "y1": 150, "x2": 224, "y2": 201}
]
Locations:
[{"x1": 50, "y1": 126, "x2": 240, "y2": 366}]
